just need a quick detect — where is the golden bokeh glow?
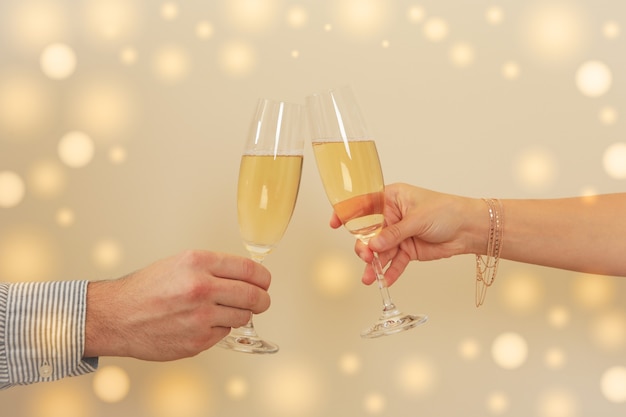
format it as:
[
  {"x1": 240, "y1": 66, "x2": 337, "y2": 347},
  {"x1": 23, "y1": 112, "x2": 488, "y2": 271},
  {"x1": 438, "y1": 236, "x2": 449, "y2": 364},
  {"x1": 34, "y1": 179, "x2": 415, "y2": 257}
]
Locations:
[
  {"x1": 68, "y1": 78, "x2": 135, "y2": 138},
  {"x1": 332, "y1": 0, "x2": 391, "y2": 38},
  {"x1": 576, "y1": 60, "x2": 612, "y2": 97},
  {"x1": 83, "y1": 0, "x2": 139, "y2": 41},
  {"x1": 5, "y1": 1, "x2": 67, "y2": 50},
  {"x1": 195, "y1": 21, "x2": 215, "y2": 40},
  {"x1": 519, "y1": 3, "x2": 589, "y2": 65},
  {"x1": 28, "y1": 159, "x2": 66, "y2": 198},
  {"x1": 92, "y1": 365, "x2": 131, "y2": 403},
  {"x1": 92, "y1": 238, "x2": 123, "y2": 269},
  {"x1": 600, "y1": 366, "x2": 626, "y2": 403},
  {"x1": 486, "y1": 391, "x2": 510, "y2": 414},
  {"x1": 29, "y1": 385, "x2": 93, "y2": 417},
  {"x1": 547, "y1": 305, "x2": 570, "y2": 328},
  {"x1": 0, "y1": 226, "x2": 59, "y2": 282},
  {"x1": 0, "y1": 171, "x2": 26, "y2": 208},
  {"x1": 286, "y1": 6, "x2": 308, "y2": 29},
  {"x1": 55, "y1": 207, "x2": 75, "y2": 227},
  {"x1": 395, "y1": 355, "x2": 438, "y2": 396},
  {"x1": 544, "y1": 347, "x2": 566, "y2": 370},
  {"x1": 603, "y1": 142, "x2": 626, "y2": 179},
  {"x1": 602, "y1": 21, "x2": 621, "y2": 40},
  {"x1": 40, "y1": 43, "x2": 77, "y2": 80},
  {"x1": 536, "y1": 388, "x2": 578, "y2": 417},
  {"x1": 458, "y1": 337, "x2": 481, "y2": 360},
  {"x1": 513, "y1": 147, "x2": 558, "y2": 191},
  {"x1": 223, "y1": 0, "x2": 279, "y2": 33},
  {"x1": 485, "y1": 6, "x2": 504, "y2": 25},
  {"x1": 338, "y1": 352, "x2": 361, "y2": 375},
  {"x1": 502, "y1": 60, "x2": 521, "y2": 80},
  {"x1": 0, "y1": 72, "x2": 51, "y2": 137},
  {"x1": 218, "y1": 41, "x2": 257, "y2": 77},
  {"x1": 491, "y1": 332, "x2": 528, "y2": 370},
  {"x1": 152, "y1": 44, "x2": 191, "y2": 83},
  {"x1": 58, "y1": 131, "x2": 95, "y2": 168},
  {"x1": 312, "y1": 253, "x2": 356, "y2": 297},
  {"x1": 589, "y1": 310, "x2": 626, "y2": 351},
  {"x1": 261, "y1": 359, "x2": 322, "y2": 416},
  {"x1": 145, "y1": 369, "x2": 213, "y2": 417},
  {"x1": 500, "y1": 271, "x2": 544, "y2": 313},
  {"x1": 449, "y1": 42, "x2": 475, "y2": 68},
  {"x1": 423, "y1": 17, "x2": 449, "y2": 42},
  {"x1": 571, "y1": 273, "x2": 616, "y2": 309},
  {"x1": 363, "y1": 392, "x2": 386, "y2": 414},
  {"x1": 598, "y1": 106, "x2": 618, "y2": 125},
  {"x1": 225, "y1": 376, "x2": 249, "y2": 399},
  {"x1": 160, "y1": 2, "x2": 179, "y2": 20},
  {"x1": 407, "y1": 6, "x2": 425, "y2": 24}
]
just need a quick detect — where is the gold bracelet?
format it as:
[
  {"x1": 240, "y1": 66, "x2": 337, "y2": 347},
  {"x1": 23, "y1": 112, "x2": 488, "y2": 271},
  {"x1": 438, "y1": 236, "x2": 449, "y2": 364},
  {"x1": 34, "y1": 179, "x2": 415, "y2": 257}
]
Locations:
[{"x1": 475, "y1": 198, "x2": 503, "y2": 307}]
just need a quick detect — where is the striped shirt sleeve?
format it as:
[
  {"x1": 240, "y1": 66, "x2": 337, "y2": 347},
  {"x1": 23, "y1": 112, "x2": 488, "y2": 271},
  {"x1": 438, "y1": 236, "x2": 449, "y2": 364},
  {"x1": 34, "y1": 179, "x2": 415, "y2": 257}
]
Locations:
[{"x1": 0, "y1": 281, "x2": 98, "y2": 389}]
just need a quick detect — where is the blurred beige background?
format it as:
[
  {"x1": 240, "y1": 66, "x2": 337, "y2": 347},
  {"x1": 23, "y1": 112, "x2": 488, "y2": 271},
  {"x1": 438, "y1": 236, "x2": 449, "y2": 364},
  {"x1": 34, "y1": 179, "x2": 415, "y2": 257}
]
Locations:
[{"x1": 1, "y1": 1, "x2": 625, "y2": 416}]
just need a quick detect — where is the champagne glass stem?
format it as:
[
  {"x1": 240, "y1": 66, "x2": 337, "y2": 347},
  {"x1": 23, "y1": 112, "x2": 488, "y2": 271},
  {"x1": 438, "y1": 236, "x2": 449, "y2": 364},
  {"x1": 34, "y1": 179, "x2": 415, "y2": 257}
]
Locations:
[{"x1": 372, "y1": 252, "x2": 397, "y2": 312}]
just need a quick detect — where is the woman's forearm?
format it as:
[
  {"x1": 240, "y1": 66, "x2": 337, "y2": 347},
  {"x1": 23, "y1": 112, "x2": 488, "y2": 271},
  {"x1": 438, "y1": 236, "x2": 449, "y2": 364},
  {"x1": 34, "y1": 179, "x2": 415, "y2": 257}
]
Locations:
[{"x1": 478, "y1": 194, "x2": 626, "y2": 276}]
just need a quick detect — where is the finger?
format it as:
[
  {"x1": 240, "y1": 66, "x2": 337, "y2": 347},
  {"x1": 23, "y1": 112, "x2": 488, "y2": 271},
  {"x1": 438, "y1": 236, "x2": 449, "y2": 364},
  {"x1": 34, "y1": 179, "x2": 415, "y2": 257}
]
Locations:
[
  {"x1": 212, "y1": 279, "x2": 271, "y2": 314},
  {"x1": 369, "y1": 219, "x2": 417, "y2": 253},
  {"x1": 361, "y1": 264, "x2": 377, "y2": 285},
  {"x1": 198, "y1": 252, "x2": 271, "y2": 291},
  {"x1": 383, "y1": 251, "x2": 411, "y2": 286},
  {"x1": 329, "y1": 212, "x2": 343, "y2": 229}
]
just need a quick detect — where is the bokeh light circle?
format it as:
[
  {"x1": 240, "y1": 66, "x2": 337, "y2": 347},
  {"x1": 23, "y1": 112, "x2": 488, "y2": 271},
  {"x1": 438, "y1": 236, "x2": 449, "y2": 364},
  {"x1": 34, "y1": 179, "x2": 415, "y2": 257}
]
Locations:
[
  {"x1": 56, "y1": 207, "x2": 75, "y2": 227},
  {"x1": 602, "y1": 21, "x2": 621, "y2": 39},
  {"x1": 312, "y1": 253, "x2": 355, "y2": 297},
  {"x1": 395, "y1": 355, "x2": 438, "y2": 396},
  {"x1": 196, "y1": 21, "x2": 214, "y2": 39},
  {"x1": 601, "y1": 366, "x2": 626, "y2": 403},
  {"x1": 449, "y1": 42, "x2": 475, "y2": 68},
  {"x1": 92, "y1": 238, "x2": 123, "y2": 269},
  {"x1": 407, "y1": 6, "x2": 425, "y2": 24},
  {"x1": 485, "y1": 6, "x2": 504, "y2": 25},
  {"x1": 458, "y1": 337, "x2": 481, "y2": 360},
  {"x1": 338, "y1": 352, "x2": 361, "y2": 375},
  {"x1": 261, "y1": 359, "x2": 322, "y2": 416},
  {"x1": 571, "y1": 273, "x2": 615, "y2": 309},
  {"x1": 58, "y1": 131, "x2": 95, "y2": 168},
  {"x1": 520, "y1": 3, "x2": 589, "y2": 65},
  {"x1": 423, "y1": 17, "x2": 449, "y2": 42},
  {"x1": 119, "y1": 47, "x2": 138, "y2": 65},
  {"x1": 0, "y1": 171, "x2": 26, "y2": 208},
  {"x1": 286, "y1": 6, "x2": 308, "y2": 29},
  {"x1": 599, "y1": 106, "x2": 618, "y2": 125},
  {"x1": 537, "y1": 388, "x2": 578, "y2": 417},
  {"x1": 29, "y1": 159, "x2": 66, "y2": 198},
  {"x1": 603, "y1": 142, "x2": 626, "y2": 179},
  {"x1": 547, "y1": 305, "x2": 570, "y2": 328},
  {"x1": 225, "y1": 376, "x2": 248, "y2": 399},
  {"x1": 576, "y1": 61, "x2": 612, "y2": 97},
  {"x1": 502, "y1": 61, "x2": 521, "y2": 80},
  {"x1": 500, "y1": 271, "x2": 544, "y2": 313},
  {"x1": 0, "y1": 226, "x2": 59, "y2": 282},
  {"x1": 590, "y1": 310, "x2": 626, "y2": 351},
  {"x1": 491, "y1": 332, "x2": 528, "y2": 370},
  {"x1": 0, "y1": 73, "x2": 52, "y2": 137},
  {"x1": 332, "y1": 0, "x2": 391, "y2": 38},
  {"x1": 363, "y1": 392, "x2": 386, "y2": 414},
  {"x1": 152, "y1": 44, "x2": 191, "y2": 83},
  {"x1": 486, "y1": 390, "x2": 510, "y2": 414},
  {"x1": 513, "y1": 147, "x2": 558, "y2": 191},
  {"x1": 160, "y1": 2, "x2": 179, "y2": 20},
  {"x1": 218, "y1": 41, "x2": 257, "y2": 78},
  {"x1": 544, "y1": 347, "x2": 566, "y2": 369},
  {"x1": 40, "y1": 43, "x2": 77, "y2": 79},
  {"x1": 93, "y1": 365, "x2": 131, "y2": 403}
]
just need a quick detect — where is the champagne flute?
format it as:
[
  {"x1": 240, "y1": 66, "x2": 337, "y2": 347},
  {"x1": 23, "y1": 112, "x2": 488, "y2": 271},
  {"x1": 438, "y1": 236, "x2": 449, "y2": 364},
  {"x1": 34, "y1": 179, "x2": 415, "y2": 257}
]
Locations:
[
  {"x1": 306, "y1": 85, "x2": 427, "y2": 338},
  {"x1": 218, "y1": 98, "x2": 304, "y2": 354}
]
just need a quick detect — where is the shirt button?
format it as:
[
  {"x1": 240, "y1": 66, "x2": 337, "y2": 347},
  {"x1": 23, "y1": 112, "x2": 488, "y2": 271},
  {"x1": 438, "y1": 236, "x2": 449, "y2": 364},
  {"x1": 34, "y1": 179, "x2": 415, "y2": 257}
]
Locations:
[{"x1": 39, "y1": 362, "x2": 53, "y2": 377}]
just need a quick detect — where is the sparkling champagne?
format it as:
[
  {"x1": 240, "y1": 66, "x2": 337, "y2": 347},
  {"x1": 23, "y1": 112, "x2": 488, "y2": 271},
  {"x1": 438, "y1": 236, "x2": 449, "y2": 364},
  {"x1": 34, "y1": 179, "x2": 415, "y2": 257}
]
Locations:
[
  {"x1": 237, "y1": 154, "x2": 303, "y2": 255},
  {"x1": 312, "y1": 140, "x2": 384, "y2": 240}
]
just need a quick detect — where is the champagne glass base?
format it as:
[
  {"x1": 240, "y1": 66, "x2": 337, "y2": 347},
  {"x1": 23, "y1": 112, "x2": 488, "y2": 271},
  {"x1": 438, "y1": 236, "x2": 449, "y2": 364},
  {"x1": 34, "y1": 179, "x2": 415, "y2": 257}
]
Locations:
[
  {"x1": 360, "y1": 311, "x2": 428, "y2": 339},
  {"x1": 218, "y1": 334, "x2": 279, "y2": 354}
]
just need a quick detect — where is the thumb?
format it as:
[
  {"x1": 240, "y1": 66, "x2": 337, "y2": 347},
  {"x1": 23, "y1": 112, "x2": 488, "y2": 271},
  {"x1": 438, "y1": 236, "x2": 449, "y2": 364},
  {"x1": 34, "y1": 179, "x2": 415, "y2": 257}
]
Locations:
[{"x1": 369, "y1": 220, "x2": 413, "y2": 253}]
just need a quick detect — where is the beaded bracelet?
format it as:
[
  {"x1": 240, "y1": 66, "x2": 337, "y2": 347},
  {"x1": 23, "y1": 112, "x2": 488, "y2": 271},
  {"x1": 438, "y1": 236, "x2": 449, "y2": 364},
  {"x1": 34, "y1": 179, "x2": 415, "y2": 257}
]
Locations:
[{"x1": 475, "y1": 198, "x2": 503, "y2": 307}]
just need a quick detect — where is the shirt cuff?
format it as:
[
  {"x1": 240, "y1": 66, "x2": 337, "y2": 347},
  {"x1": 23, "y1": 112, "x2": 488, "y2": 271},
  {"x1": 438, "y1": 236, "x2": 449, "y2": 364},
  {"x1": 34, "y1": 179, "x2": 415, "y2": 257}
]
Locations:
[{"x1": 0, "y1": 281, "x2": 99, "y2": 389}]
